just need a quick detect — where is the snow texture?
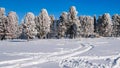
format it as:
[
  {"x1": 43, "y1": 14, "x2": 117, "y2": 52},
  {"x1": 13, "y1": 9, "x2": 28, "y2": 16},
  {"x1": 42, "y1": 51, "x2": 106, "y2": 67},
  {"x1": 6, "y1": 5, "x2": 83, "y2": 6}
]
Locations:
[{"x1": 0, "y1": 38, "x2": 120, "y2": 68}]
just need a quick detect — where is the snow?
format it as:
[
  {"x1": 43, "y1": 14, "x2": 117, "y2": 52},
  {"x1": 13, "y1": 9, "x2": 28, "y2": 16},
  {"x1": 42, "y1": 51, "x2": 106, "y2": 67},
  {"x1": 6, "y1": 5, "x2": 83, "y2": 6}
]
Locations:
[{"x1": 0, "y1": 38, "x2": 120, "y2": 68}]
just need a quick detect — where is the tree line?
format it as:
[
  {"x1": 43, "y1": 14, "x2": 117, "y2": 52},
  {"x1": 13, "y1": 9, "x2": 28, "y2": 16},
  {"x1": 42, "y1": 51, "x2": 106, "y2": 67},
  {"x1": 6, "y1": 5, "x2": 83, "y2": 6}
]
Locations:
[{"x1": 0, "y1": 6, "x2": 120, "y2": 40}]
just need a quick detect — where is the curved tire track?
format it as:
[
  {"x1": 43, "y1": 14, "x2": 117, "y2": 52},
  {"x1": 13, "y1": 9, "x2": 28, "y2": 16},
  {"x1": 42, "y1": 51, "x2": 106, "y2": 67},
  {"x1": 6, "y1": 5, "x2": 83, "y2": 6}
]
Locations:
[{"x1": 0, "y1": 43, "x2": 93, "y2": 68}]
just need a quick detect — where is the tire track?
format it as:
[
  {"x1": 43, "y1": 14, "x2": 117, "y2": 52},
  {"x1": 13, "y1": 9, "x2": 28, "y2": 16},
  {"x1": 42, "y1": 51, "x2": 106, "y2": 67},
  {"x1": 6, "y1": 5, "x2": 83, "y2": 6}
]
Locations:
[{"x1": 0, "y1": 43, "x2": 93, "y2": 68}]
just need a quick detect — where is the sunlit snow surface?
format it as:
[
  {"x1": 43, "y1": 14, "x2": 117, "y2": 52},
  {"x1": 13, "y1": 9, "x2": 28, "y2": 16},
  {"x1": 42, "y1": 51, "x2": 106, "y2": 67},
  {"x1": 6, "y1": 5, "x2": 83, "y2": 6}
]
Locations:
[{"x1": 0, "y1": 37, "x2": 120, "y2": 68}]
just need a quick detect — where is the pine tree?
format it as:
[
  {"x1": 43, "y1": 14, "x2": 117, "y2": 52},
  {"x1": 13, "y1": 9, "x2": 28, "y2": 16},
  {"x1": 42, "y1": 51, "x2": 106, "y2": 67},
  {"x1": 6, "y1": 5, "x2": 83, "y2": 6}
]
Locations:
[
  {"x1": 97, "y1": 13, "x2": 113, "y2": 37},
  {"x1": 49, "y1": 15, "x2": 56, "y2": 38},
  {"x1": 7, "y1": 11, "x2": 19, "y2": 39},
  {"x1": 35, "y1": 9, "x2": 51, "y2": 39},
  {"x1": 57, "y1": 12, "x2": 67, "y2": 38},
  {"x1": 112, "y1": 14, "x2": 120, "y2": 37},
  {"x1": 94, "y1": 15, "x2": 97, "y2": 33},
  {"x1": 67, "y1": 6, "x2": 81, "y2": 38},
  {"x1": 0, "y1": 8, "x2": 8, "y2": 40},
  {"x1": 79, "y1": 16, "x2": 94, "y2": 37},
  {"x1": 23, "y1": 12, "x2": 37, "y2": 40}
]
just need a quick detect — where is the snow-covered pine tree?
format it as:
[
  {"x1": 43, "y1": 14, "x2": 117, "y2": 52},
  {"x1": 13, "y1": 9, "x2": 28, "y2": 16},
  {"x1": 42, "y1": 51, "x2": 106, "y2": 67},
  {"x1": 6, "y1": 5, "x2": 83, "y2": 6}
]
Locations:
[
  {"x1": 7, "y1": 11, "x2": 19, "y2": 39},
  {"x1": 57, "y1": 12, "x2": 68, "y2": 38},
  {"x1": 67, "y1": 6, "x2": 81, "y2": 38},
  {"x1": 18, "y1": 23, "x2": 24, "y2": 39},
  {"x1": 97, "y1": 13, "x2": 113, "y2": 37},
  {"x1": 94, "y1": 15, "x2": 97, "y2": 33},
  {"x1": 0, "y1": 8, "x2": 8, "y2": 40},
  {"x1": 112, "y1": 14, "x2": 120, "y2": 37},
  {"x1": 35, "y1": 9, "x2": 51, "y2": 39},
  {"x1": 79, "y1": 16, "x2": 94, "y2": 37},
  {"x1": 23, "y1": 12, "x2": 37, "y2": 40},
  {"x1": 49, "y1": 15, "x2": 56, "y2": 38}
]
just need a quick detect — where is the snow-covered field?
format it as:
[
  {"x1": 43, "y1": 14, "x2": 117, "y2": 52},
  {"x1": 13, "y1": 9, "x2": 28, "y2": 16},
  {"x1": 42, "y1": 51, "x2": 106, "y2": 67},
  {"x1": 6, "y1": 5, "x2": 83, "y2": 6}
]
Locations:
[{"x1": 0, "y1": 37, "x2": 120, "y2": 68}]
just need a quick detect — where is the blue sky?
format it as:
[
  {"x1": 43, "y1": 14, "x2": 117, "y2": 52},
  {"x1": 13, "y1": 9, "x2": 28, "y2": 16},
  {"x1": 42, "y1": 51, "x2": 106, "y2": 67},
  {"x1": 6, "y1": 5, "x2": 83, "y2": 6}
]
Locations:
[{"x1": 0, "y1": 0, "x2": 120, "y2": 23}]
